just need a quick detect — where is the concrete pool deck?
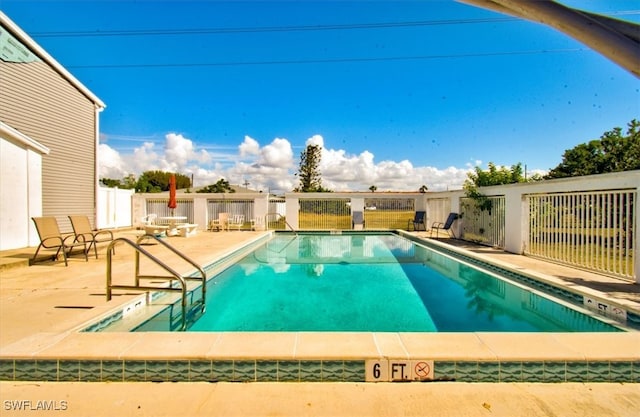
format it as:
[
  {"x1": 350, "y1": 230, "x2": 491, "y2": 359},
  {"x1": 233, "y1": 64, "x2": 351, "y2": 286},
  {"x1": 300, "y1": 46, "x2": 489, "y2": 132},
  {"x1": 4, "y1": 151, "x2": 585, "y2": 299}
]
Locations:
[{"x1": 0, "y1": 229, "x2": 639, "y2": 416}]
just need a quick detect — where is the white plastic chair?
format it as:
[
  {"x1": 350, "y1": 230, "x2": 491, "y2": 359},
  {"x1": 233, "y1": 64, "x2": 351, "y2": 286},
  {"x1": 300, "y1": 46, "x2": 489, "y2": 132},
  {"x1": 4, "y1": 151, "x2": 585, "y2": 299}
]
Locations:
[{"x1": 227, "y1": 214, "x2": 245, "y2": 231}]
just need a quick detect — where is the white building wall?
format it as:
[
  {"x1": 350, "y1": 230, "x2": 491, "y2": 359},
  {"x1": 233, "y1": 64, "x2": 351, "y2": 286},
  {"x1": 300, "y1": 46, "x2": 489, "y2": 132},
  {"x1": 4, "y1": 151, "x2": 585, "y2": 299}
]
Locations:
[
  {"x1": 26, "y1": 148, "x2": 44, "y2": 247},
  {"x1": 0, "y1": 138, "x2": 29, "y2": 250},
  {"x1": 0, "y1": 122, "x2": 48, "y2": 250}
]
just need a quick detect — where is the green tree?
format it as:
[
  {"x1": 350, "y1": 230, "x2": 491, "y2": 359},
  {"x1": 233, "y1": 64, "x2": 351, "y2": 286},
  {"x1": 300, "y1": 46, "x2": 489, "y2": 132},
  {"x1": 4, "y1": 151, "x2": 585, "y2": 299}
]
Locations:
[
  {"x1": 121, "y1": 174, "x2": 137, "y2": 189},
  {"x1": 135, "y1": 171, "x2": 190, "y2": 192},
  {"x1": 369, "y1": 185, "x2": 377, "y2": 192},
  {"x1": 294, "y1": 144, "x2": 330, "y2": 192},
  {"x1": 100, "y1": 178, "x2": 121, "y2": 188},
  {"x1": 464, "y1": 163, "x2": 528, "y2": 211},
  {"x1": 419, "y1": 185, "x2": 428, "y2": 193},
  {"x1": 197, "y1": 178, "x2": 235, "y2": 193},
  {"x1": 466, "y1": 162, "x2": 526, "y2": 188},
  {"x1": 546, "y1": 119, "x2": 640, "y2": 179}
]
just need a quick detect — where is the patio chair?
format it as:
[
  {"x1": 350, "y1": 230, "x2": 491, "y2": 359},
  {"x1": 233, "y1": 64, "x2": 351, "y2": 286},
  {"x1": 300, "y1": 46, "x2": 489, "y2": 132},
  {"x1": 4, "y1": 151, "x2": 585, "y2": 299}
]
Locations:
[
  {"x1": 408, "y1": 211, "x2": 427, "y2": 231},
  {"x1": 352, "y1": 211, "x2": 364, "y2": 230},
  {"x1": 430, "y1": 213, "x2": 459, "y2": 238},
  {"x1": 209, "y1": 212, "x2": 229, "y2": 232},
  {"x1": 250, "y1": 216, "x2": 265, "y2": 231},
  {"x1": 68, "y1": 215, "x2": 115, "y2": 258},
  {"x1": 31, "y1": 217, "x2": 88, "y2": 266},
  {"x1": 228, "y1": 214, "x2": 245, "y2": 231}
]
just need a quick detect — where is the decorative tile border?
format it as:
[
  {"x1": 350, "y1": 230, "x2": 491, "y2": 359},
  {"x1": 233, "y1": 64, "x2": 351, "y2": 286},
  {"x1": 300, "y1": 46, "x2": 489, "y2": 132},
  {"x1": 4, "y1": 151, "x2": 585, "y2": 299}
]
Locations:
[{"x1": 1, "y1": 359, "x2": 638, "y2": 383}]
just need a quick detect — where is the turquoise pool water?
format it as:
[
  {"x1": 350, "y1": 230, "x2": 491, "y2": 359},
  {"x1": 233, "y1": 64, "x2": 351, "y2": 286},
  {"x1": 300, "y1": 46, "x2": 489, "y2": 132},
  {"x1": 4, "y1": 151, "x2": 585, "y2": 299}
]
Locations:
[{"x1": 133, "y1": 233, "x2": 622, "y2": 332}]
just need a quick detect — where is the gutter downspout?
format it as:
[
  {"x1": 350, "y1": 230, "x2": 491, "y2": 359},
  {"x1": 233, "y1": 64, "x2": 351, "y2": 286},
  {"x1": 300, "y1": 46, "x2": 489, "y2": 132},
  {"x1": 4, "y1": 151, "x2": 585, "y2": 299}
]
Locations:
[{"x1": 95, "y1": 105, "x2": 105, "y2": 229}]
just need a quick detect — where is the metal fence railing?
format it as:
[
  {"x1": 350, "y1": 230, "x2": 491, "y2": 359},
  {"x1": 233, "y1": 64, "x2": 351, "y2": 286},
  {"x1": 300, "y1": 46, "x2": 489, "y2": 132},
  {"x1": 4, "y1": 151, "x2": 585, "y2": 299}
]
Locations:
[
  {"x1": 298, "y1": 198, "x2": 351, "y2": 230},
  {"x1": 526, "y1": 190, "x2": 636, "y2": 280},
  {"x1": 460, "y1": 196, "x2": 506, "y2": 248},
  {"x1": 207, "y1": 199, "x2": 255, "y2": 227},
  {"x1": 363, "y1": 198, "x2": 415, "y2": 229}
]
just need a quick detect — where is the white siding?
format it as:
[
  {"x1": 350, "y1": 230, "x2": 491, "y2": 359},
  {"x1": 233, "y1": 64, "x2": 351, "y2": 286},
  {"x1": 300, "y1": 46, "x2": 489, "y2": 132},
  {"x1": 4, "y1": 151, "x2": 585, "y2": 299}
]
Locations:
[{"x1": 0, "y1": 60, "x2": 97, "y2": 233}]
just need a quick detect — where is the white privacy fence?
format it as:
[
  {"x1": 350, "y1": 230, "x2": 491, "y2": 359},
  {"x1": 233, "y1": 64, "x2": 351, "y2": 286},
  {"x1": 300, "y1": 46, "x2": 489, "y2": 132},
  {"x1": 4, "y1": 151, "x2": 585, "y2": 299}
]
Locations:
[
  {"x1": 97, "y1": 186, "x2": 134, "y2": 229},
  {"x1": 124, "y1": 171, "x2": 639, "y2": 281}
]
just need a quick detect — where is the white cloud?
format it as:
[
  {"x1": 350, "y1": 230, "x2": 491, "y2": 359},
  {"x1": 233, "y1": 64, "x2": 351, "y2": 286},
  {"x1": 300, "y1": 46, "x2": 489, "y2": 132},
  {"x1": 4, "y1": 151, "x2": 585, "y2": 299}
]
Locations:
[
  {"x1": 164, "y1": 133, "x2": 211, "y2": 170},
  {"x1": 239, "y1": 135, "x2": 260, "y2": 157},
  {"x1": 98, "y1": 143, "x2": 126, "y2": 179},
  {"x1": 125, "y1": 142, "x2": 160, "y2": 173},
  {"x1": 305, "y1": 134, "x2": 324, "y2": 147},
  {"x1": 99, "y1": 132, "x2": 477, "y2": 193},
  {"x1": 258, "y1": 138, "x2": 294, "y2": 169}
]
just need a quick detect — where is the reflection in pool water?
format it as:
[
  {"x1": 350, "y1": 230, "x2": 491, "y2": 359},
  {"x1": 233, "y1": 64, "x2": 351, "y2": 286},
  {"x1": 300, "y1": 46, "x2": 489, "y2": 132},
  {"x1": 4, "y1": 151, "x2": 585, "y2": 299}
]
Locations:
[{"x1": 132, "y1": 233, "x2": 622, "y2": 333}]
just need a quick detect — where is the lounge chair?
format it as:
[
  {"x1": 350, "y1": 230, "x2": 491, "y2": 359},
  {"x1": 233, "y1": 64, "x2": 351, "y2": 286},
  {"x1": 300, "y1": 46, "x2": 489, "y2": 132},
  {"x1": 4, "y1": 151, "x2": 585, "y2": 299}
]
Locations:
[
  {"x1": 352, "y1": 211, "x2": 364, "y2": 230},
  {"x1": 430, "y1": 213, "x2": 459, "y2": 238},
  {"x1": 408, "y1": 211, "x2": 427, "y2": 231},
  {"x1": 69, "y1": 215, "x2": 115, "y2": 258},
  {"x1": 227, "y1": 214, "x2": 245, "y2": 231},
  {"x1": 31, "y1": 217, "x2": 88, "y2": 266}
]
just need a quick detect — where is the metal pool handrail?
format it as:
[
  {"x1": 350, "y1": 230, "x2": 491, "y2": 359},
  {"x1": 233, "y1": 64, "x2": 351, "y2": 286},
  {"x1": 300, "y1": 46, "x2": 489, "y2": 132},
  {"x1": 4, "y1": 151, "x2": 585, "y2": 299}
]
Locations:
[
  {"x1": 135, "y1": 234, "x2": 207, "y2": 303},
  {"x1": 106, "y1": 235, "x2": 207, "y2": 330},
  {"x1": 265, "y1": 212, "x2": 297, "y2": 233}
]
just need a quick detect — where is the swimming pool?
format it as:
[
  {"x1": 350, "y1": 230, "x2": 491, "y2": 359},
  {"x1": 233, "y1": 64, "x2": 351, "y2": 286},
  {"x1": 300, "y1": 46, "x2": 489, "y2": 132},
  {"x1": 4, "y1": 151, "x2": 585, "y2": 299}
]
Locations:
[{"x1": 125, "y1": 232, "x2": 625, "y2": 333}]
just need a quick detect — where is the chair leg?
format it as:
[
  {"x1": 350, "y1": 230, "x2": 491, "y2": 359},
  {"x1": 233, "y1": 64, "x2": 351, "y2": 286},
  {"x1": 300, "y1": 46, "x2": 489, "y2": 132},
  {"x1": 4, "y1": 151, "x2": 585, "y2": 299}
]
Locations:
[
  {"x1": 61, "y1": 247, "x2": 69, "y2": 266},
  {"x1": 32, "y1": 244, "x2": 63, "y2": 264},
  {"x1": 88, "y1": 241, "x2": 98, "y2": 259},
  {"x1": 32, "y1": 244, "x2": 43, "y2": 263}
]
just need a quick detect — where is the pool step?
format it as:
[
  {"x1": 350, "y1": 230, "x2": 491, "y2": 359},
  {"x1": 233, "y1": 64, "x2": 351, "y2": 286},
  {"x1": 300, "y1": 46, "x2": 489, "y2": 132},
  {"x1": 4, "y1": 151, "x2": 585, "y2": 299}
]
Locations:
[{"x1": 0, "y1": 256, "x2": 30, "y2": 272}]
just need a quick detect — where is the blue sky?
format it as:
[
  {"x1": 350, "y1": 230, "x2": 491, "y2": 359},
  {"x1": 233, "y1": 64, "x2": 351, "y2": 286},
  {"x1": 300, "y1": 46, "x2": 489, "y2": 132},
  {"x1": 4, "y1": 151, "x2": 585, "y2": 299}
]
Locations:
[{"x1": 2, "y1": 0, "x2": 639, "y2": 193}]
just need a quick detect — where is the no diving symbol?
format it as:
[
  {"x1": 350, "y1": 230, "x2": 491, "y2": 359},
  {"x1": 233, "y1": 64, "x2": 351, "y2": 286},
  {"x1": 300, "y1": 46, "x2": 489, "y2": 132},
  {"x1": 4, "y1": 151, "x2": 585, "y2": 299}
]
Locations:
[{"x1": 415, "y1": 362, "x2": 431, "y2": 378}]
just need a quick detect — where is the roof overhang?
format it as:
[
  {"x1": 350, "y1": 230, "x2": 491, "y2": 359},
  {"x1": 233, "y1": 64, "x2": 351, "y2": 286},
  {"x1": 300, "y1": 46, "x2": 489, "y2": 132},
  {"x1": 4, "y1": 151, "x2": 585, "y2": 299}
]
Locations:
[{"x1": 0, "y1": 120, "x2": 51, "y2": 155}]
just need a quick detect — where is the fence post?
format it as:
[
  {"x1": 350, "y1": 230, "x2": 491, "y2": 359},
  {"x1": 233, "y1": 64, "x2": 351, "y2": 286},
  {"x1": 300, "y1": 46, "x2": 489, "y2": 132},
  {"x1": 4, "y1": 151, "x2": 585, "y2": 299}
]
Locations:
[
  {"x1": 521, "y1": 193, "x2": 530, "y2": 255},
  {"x1": 131, "y1": 194, "x2": 146, "y2": 228},
  {"x1": 193, "y1": 195, "x2": 207, "y2": 230},
  {"x1": 504, "y1": 188, "x2": 524, "y2": 254},
  {"x1": 635, "y1": 182, "x2": 640, "y2": 283},
  {"x1": 254, "y1": 194, "x2": 269, "y2": 230},
  {"x1": 285, "y1": 194, "x2": 299, "y2": 230},
  {"x1": 351, "y1": 196, "x2": 365, "y2": 212},
  {"x1": 450, "y1": 191, "x2": 463, "y2": 239}
]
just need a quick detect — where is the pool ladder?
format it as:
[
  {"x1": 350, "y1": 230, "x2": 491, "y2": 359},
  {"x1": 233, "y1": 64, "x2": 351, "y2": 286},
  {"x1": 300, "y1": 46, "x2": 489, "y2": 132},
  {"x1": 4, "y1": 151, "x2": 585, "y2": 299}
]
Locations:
[
  {"x1": 106, "y1": 234, "x2": 207, "y2": 331},
  {"x1": 265, "y1": 212, "x2": 297, "y2": 234}
]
